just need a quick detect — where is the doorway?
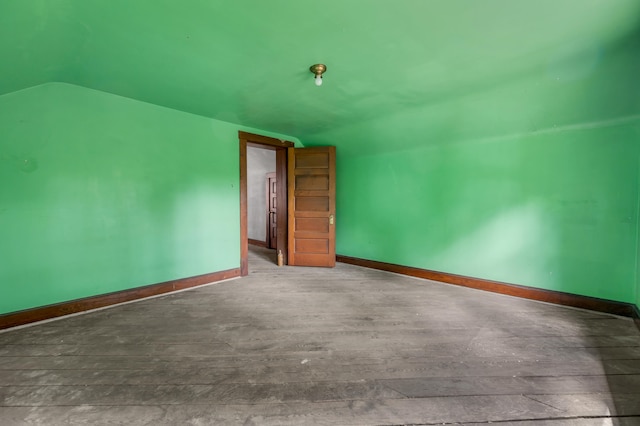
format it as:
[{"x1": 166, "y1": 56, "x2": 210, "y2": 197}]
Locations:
[
  {"x1": 239, "y1": 132, "x2": 337, "y2": 275},
  {"x1": 239, "y1": 132, "x2": 294, "y2": 276}
]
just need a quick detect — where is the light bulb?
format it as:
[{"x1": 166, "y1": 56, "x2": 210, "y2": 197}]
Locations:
[{"x1": 315, "y1": 75, "x2": 323, "y2": 86}]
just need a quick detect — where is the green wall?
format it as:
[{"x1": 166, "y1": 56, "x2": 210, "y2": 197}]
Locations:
[
  {"x1": 637, "y1": 159, "x2": 640, "y2": 310},
  {"x1": 0, "y1": 82, "x2": 295, "y2": 315},
  {"x1": 335, "y1": 124, "x2": 639, "y2": 303},
  {"x1": 323, "y1": 28, "x2": 640, "y2": 305}
]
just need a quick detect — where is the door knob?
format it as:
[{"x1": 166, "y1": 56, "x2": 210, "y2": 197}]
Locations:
[{"x1": 329, "y1": 214, "x2": 334, "y2": 225}]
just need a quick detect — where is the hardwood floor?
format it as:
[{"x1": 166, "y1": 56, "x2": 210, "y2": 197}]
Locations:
[{"x1": 1, "y1": 246, "x2": 639, "y2": 425}]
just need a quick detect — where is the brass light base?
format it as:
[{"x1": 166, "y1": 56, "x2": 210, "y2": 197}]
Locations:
[{"x1": 309, "y1": 64, "x2": 327, "y2": 77}]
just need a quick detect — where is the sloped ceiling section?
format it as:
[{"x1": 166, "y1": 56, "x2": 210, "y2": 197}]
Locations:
[
  {"x1": 1, "y1": 0, "x2": 640, "y2": 144},
  {"x1": 0, "y1": 1, "x2": 76, "y2": 95}
]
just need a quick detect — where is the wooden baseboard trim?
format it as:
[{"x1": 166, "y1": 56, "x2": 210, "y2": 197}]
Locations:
[
  {"x1": 634, "y1": 305, "x2": 640, "y2": 331},
  {"x1": 0, "y1": 268, "x2": 241, "y2": 331},
  {"x1": 248, "y1": 239, "x2": 268, "y2": 248},
  {"x1": 336, "y1": 255, "x2": 637, "y2": 318}
]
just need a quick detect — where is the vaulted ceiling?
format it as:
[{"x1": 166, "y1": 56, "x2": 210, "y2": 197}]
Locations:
[{"x1": 2, "y1": 0, "x2": 639, "y2": 151}]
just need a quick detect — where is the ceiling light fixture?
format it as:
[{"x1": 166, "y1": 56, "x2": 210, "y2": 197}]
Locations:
[{"x1": 309, "y1": 64, "x2": 327, "y2": 86}]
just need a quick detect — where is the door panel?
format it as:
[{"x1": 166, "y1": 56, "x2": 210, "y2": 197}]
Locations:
[
  {"x1": 288, "y1": 146, "x2": 336, "y2": 267},
  {"x1": 295, "y1": 239, "x2": 329, "y2": 253},
  {"x1": 266, "y1": 172, "x2": 277, "y2": 249},
  {"x1": 295, "y1": 152, "x2": 330, "y2": 168},
  {"x1": 295, "y1": 196, "x2": 329, "y2": 211},
  {"x1": 295, "y1": 217, "x2": 329, "y2": 233},
  {"x1": 295, "y1": 175, "x2": 329, "y2": 190}
]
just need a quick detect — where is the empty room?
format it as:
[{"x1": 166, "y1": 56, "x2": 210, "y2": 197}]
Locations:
[{"x1": 1, "y1": 1, "x2": 640, "y2": 425}]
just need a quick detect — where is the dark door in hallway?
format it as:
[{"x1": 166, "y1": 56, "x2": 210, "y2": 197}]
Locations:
[
  {"x1": 266, "y1": 172, "x2": 277, "y2": 249},
  {"x1": 287, "y1": 146, "x2": 336, "y2": 267}
]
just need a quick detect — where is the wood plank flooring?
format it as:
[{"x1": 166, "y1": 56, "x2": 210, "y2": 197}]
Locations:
[{"x1": 1, "y1": 245, "x2": 639, "y2": 425}]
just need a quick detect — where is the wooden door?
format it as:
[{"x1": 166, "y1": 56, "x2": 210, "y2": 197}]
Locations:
[
  {"x1": 266, "y1": 172, "x2": 277, "y2": 249},
  {"x1": 287, "y1": 146, "x2": 336, "y2": 267}
]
